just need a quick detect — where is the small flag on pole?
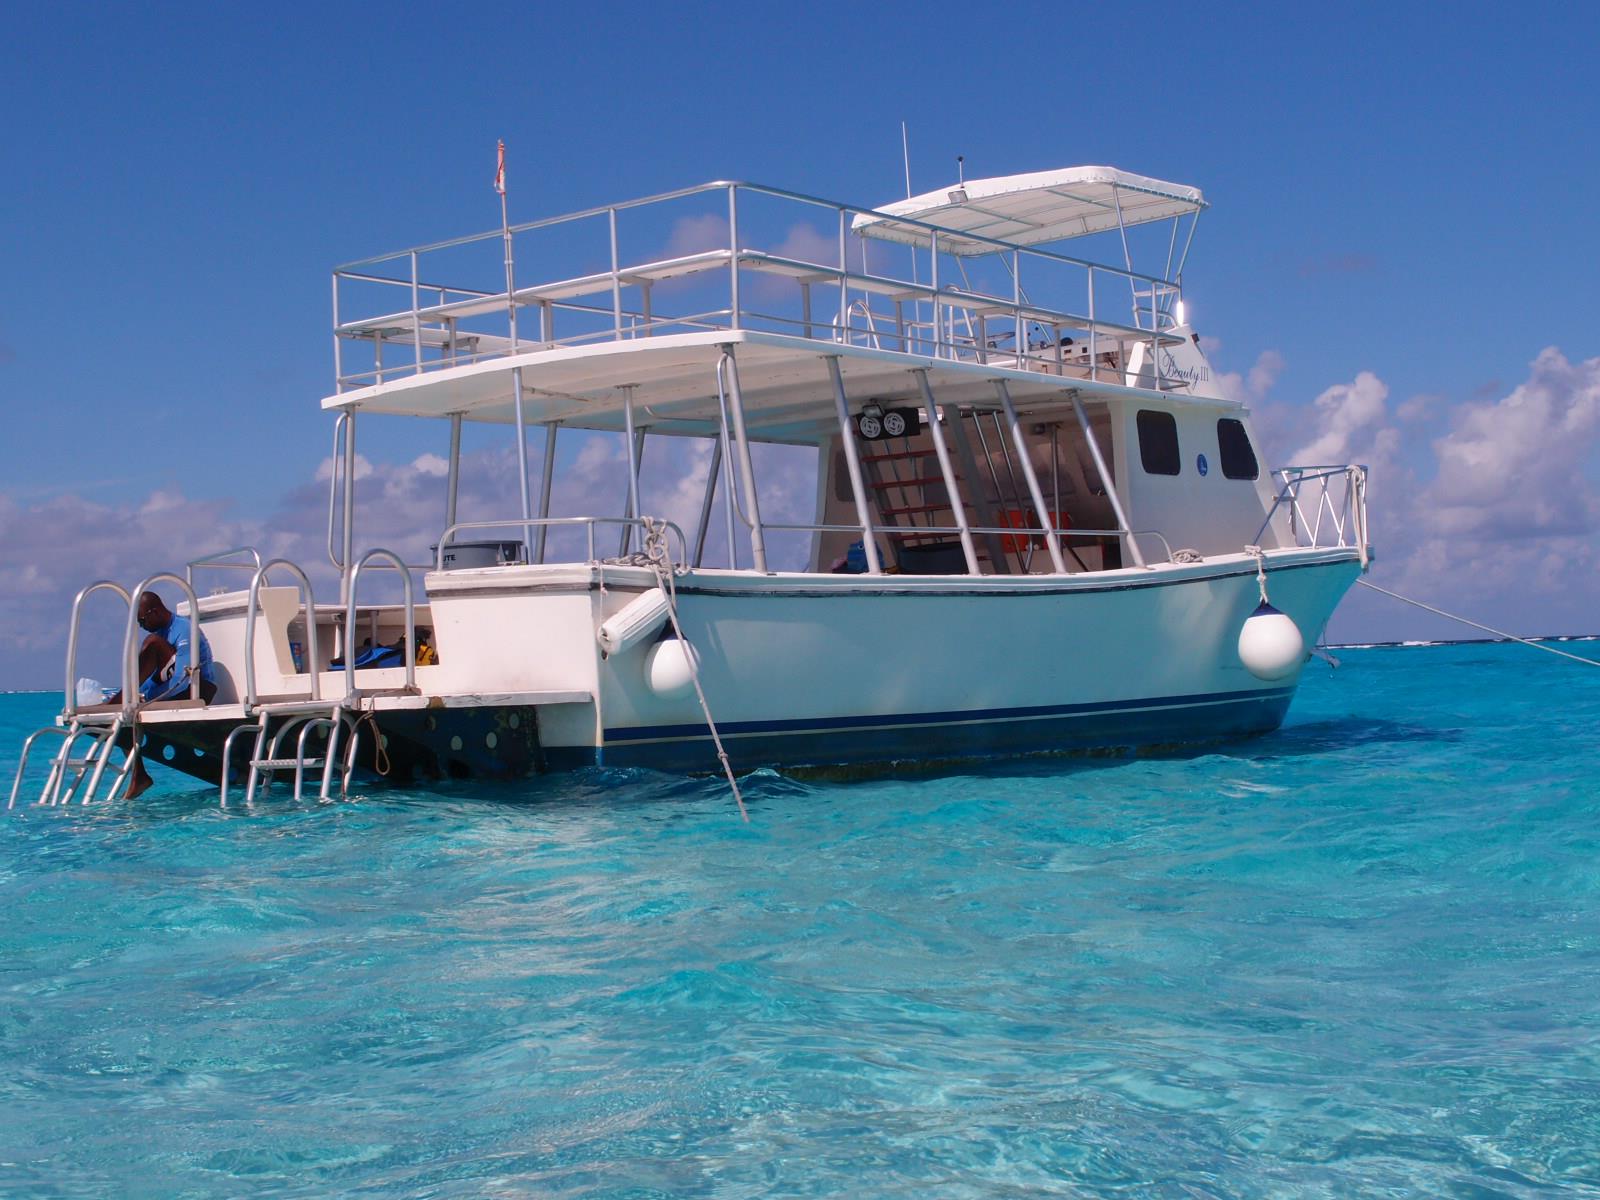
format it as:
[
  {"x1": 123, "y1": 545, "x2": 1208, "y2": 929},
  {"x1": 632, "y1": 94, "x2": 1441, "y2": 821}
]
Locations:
[{"x1": 494, "y1": 140, "x2": 506, "y2": 195}]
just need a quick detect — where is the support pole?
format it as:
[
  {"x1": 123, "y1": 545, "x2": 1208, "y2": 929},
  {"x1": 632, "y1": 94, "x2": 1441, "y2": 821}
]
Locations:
[
  {"x1": 535, "y1": 422, "x2": 557, "y2": 564},
  {"x1": 824, "y1": 356, "x2": 881, "y2": 574},
  {"x1": 693, "y1": 438, "x2": 723, "y2": 568},
  {"x1": 444, "y1": 413, "x2": 463, "y2": 529},
  {"x1": 1070, "y1": 391, "x2": 1145, "y2": 568},
  {"x1": 993, "y1": 380, "x2": 1066, "y2": 574},
  {"x1": 720, "y1": 347, "x2": 768, "y2": 573},
  {"x1": 944, "y1": 406, "x2": 1010, "y2": 574},
  {"x1": 913, "y1": 369, "x2": 978, "y2": 575},
  {"x1": 619, "y1": 389, "x2": 644, "y2": 555},
  {"x1": 728, "y1": 186, "x2": 741, "y2": 330},
  {"x1": 340, "y1": 408, "x2": 357, "y2": 605},
  {"x1": 722, "y1": 418, "x2": 738, "y2": 570},
  {"x1": 499, "y1": 145, "x2": 533, "y2": 560},
  {"x1": 511, "y1": 370, "x2": 533, "y2": 559}
]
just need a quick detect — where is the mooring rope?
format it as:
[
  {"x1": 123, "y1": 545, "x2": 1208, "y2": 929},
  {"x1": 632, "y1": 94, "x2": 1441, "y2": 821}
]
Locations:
[
  {"x1": 1356, "y1": 578, "x2": 1600, "y2": 669},
  {"x1": 1244, "y1": 544, "x2": 1270, "y2": 603},
  {"x1": 640, "y1": 519, "x2": 749, "y2": 822},
  {"x1": 351, "y1": 708, "x2": 390, "y2": 777}
]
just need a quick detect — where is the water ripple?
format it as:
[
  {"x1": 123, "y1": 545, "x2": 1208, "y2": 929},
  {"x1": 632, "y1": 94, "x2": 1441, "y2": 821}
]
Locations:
[{"x1": 2, "y1": 645, "x2": 1599, "y2": 1196}]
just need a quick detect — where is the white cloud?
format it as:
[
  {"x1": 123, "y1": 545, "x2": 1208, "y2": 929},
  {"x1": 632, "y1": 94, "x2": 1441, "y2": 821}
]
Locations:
[
  {"x1": 1290, "y1": 371, "x2": 1398, "y2": 468},
  {"x1": 664, "y1": 213, "x2": 729, "y2": 257},
  {"x1": 1395, "y1": 393, "x2": 1438, "y2": 423},
  {"x1": 773, "y1": 222, "x2": 837, "y2": 268},
  {"x1": 1215, "y1": 348, "x2": 1284, "y2": 405},
  {"x1": 1266, "y1": 350, "x2": 1600, "y2": 642},
  {"x1": 1424, "y1": 347, "x2": 1600, "y2": 540},
  {"x1": 314, "y1": 453, "x2": 372, "y2": 482}
]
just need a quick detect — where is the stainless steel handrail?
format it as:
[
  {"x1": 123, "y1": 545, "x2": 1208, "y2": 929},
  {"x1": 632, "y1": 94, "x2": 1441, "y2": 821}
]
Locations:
[
  {"x1": 434, "y1": 517, "x2": 690, "y2": 572},
  {"x1": 185, "y1": 547, "x2": 261, "y2": 588},
  {"x1": 343, "y1": 548, "x2": 416, "y2": 705},
  {"x1": 243, "y1": 559, "x2": 322, "y2": 708},
  {"x1": 333, "y1": 179, "x2": 1189, "y2": 389},
  {"x1": 759, "y1": 522, "x2": 1175, "y2": 568},
  {"x1": 120, "y1": 573, "x2": 204, "y2": 716},
  {"x1": 338, "y1": 179, "x2": 1182, "y2": 288},
  {"x1": 326, "y1": 411, "x2": 348, "y2": 570},
  {"x1": 63, "y1": 580, "x2": 131, "y2": 717},
  {"x1": 1255, "y1": 464, "x2": 1370, "y2": 565}
]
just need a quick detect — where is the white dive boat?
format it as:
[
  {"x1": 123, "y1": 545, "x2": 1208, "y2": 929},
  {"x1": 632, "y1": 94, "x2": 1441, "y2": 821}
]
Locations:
[{"x1": 11, "y1": 166, "x2": 1370, "y2": 805}]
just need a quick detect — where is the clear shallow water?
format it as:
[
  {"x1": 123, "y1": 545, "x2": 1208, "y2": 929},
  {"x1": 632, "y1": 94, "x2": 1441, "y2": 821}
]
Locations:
[{"x1": 2, "y1": 644, "x2": 1599, "y2": 1198}]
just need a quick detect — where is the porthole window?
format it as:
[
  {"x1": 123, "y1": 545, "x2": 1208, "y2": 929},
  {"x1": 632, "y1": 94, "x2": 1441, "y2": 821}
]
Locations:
[
  {"x1": 1217, "y1": 418, "x2": 1259, "y2": 480},
  {"x1": 1136, "y1": 410, "x2": 1180, "y2": 476}
]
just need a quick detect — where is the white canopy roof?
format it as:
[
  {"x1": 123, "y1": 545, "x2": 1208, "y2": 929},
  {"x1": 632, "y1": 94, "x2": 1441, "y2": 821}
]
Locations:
[{"x1": 852, "y1": 165, "x2": 1206, "y2": 255}]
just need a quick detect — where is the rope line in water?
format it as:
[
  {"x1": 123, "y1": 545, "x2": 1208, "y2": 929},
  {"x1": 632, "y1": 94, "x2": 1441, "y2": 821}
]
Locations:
[
  {"x1": 641, "y1": 520, "x2": 749, "y2": 822},
  {"x1": 1356, "y1": 578, "x2": 1600, "y2": 669}
]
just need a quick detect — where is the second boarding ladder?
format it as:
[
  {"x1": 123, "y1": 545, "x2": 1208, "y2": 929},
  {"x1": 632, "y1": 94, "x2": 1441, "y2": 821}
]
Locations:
[{"x1": 218, "y1": 548, "x2": 414, "y2": 806}]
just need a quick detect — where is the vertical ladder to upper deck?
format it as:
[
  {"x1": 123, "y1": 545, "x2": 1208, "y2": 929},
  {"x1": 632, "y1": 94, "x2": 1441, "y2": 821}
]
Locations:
[
  {"x1": 852, "y1": 409, "x2": 1056, "y2": 575},
  {"x1": 858, "y1": 443, "x2": 961, "y2": 547}
]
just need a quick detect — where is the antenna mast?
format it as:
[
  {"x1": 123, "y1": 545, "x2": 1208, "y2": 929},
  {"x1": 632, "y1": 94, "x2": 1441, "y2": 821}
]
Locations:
[{"x1": 900, "y1": 121, "x2": 912, "y2": 198}]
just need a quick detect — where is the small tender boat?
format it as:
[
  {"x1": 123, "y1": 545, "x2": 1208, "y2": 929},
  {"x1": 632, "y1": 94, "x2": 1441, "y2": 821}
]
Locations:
[{"x1": 11, "y1": 166, "x2": 1369, "y2": 805}]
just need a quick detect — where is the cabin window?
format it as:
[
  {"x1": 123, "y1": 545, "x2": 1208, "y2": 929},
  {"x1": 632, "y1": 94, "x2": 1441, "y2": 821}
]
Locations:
[
  {"x1": 1217, "y1": 418, "x2": 1259, "y2": 480},
  {"x1": 1136, "y1": 410, "x2": 1180, "y2": 475}
]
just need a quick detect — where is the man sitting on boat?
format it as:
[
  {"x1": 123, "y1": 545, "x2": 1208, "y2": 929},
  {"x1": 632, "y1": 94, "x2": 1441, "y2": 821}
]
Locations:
[
  {"x1": 120, "y1": 591, "x2": 217, "y2": 704},
  {"x1": 107, "y1": 591, "x2": 218, "y2": 797}
]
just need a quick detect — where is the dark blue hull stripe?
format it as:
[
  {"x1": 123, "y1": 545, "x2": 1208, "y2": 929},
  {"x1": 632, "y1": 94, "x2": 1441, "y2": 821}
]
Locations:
[
  {"x1": 593, "y1": 689, "x2": 1295, "y2": 772},
  {"x1": 604, "y1": 685, "x2": 1296, "y2": 745}
]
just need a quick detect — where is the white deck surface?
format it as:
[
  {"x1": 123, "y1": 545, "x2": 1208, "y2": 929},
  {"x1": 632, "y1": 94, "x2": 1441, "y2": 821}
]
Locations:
[{"x1": 322, "y1": 329, "x2": 1222, "y2": 438}]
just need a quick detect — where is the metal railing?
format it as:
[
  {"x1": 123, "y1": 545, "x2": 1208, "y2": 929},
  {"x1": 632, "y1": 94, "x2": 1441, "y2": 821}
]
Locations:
[
  {"x1": 437, "y1": 512, "x2": 1167, "y2": 575},
  {"x1": 435, "y1": 517, "x2": 690, "y2": 572},
  {"x1": 120, "y1": 573, "x2": 203, "y2": 716},
  {"x1": 186, "y1": 547, "x2": 262, "y2": 589},
  {"x1": 332, "y1": 180, "x2": 1189, "y2": 393},
  {"x1": 1256, "y1": 465, "x2": 1370, "y2": 566},
  {"x1": 759, "y1": 520, "x2": 1175, "y2": 571},
  {"x1": 342, "y1": 548, "x2": 417, "y2": 704},
  {"x1": 243, "y1": 559, "x2": 323, "y2": 708},
  {"x1": 63, "y1": 581, "x2": 131, "y2": 717}
]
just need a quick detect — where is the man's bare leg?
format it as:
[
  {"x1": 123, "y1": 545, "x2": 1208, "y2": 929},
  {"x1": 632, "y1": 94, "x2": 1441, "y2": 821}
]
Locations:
[{"x1": 124, "y1": 750, "x2": 154, "y2": 799}]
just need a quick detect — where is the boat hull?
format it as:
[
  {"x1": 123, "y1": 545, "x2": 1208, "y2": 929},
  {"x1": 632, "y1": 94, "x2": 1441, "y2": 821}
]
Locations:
[
  {"x1": 120, "y1": 550, "x2": 1361, "y2": 785},
  {"x1": 583, "y1": 550, "x2": 1360, "y2": 772}
]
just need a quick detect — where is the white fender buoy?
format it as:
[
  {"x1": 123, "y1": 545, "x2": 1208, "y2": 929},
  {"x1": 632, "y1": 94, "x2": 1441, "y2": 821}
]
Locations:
[
  {"x1": 644, "y1": 637, "x2": 699, "y2": 698},
  {"x1": 596, "y1": 587, "x2": 671, "y2": 656},
  {"x1": 1238, "y1": 601, "x2": 1305, "y2": 680}
]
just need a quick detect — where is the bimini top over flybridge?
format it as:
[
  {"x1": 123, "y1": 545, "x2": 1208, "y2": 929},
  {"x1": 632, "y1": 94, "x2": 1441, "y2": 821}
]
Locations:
[{"x1": 850, "y1": 165, "x2": 1207, "y2": 252}]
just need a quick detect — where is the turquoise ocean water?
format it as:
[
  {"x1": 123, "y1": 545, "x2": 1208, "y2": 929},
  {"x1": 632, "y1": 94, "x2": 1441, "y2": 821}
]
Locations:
[{"x1": 2, "y1": 642, "x2": 1598, "y2": 1198}]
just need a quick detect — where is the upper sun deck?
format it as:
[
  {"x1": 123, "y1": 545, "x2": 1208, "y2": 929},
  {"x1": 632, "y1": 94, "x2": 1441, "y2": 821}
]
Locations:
[{"x1": 328, "y1": 170, "x2": 1220, "y2": 429}]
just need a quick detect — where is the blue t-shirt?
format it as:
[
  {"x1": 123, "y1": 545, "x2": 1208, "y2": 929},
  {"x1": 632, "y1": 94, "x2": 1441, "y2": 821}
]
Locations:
[{"x1": 140, "y1": 614, "x2": 216, "y2": 702}]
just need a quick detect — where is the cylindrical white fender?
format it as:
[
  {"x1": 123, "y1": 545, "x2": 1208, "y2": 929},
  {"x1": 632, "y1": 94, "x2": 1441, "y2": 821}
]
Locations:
[
  {"x1": 596, "y1": 587, "x2": 671, "y2": 656},
  {"x1": 644, "y1": 637, "x2": 699, "y2": 698},
  {"x1": 1238, "y1": 602, "x2": 1305, "y2": 681}
]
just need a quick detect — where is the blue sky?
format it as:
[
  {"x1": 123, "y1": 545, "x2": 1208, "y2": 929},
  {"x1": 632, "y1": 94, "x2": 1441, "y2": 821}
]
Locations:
[{"x1": 4, "y1": 2, "x2": 1600, "y2": 685}]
